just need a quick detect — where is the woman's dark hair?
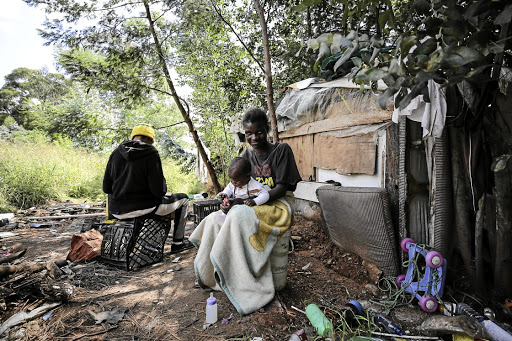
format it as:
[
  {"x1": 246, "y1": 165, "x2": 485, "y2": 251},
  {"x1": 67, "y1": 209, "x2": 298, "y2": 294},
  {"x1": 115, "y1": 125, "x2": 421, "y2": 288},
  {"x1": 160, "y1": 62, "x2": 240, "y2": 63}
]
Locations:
[
  {"x1": 228, "y1": 157, "x2": 251, "y2": 175},
  {"x1": 243, "y1": 108, "x2": 269, "y2": 132}
]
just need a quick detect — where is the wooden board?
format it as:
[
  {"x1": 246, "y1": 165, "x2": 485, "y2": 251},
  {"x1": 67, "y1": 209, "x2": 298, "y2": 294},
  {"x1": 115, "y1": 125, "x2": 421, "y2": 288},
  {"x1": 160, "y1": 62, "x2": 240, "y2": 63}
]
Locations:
[
  {"x1": 281, "y1": 135, "x2": 314, "y2": 181},
  {"x1": 313, "y1": 133, "x2": 377, "y2": 175},
  {"x1": 279, "y1": 110, "x2": 392, "y2": 139}
]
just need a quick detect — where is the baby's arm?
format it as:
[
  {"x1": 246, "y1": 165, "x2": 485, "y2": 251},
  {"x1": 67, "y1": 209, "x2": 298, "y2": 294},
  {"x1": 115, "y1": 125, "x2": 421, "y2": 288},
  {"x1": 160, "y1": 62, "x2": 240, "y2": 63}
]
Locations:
[{"x1": 253, "y1": 186, "x2": 270, "y2": 205}]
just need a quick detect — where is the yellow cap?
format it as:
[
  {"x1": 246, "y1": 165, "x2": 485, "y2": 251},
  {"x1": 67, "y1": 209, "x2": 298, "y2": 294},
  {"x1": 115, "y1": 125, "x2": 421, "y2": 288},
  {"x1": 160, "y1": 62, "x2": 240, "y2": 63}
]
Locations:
[{"x1": 130, "y1": 124, "x2": 155, "y2": 141}]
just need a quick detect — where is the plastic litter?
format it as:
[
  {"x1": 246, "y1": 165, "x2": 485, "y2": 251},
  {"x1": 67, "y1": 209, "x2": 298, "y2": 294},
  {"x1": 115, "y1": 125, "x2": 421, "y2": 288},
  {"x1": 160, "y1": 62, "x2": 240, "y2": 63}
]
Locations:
[
  {"x1": 305, "y1": 304, "x2": 333, "y2": 337},
  {"x1": 205, "y1": 292, "x2": 218, "y2": 324},
  {"x1": 288, "y1": 329, "x2": 308, "y2": 341},
  {"x1": 374, "y1": 313, "x2": 403, "y2": 335}
]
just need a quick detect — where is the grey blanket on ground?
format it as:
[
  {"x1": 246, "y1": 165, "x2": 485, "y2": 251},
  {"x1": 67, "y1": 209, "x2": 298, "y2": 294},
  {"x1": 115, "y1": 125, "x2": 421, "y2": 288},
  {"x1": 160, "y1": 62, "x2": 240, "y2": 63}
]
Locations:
[{"x1": 189, "y1": 205, "x2": 284, "y2": 315}]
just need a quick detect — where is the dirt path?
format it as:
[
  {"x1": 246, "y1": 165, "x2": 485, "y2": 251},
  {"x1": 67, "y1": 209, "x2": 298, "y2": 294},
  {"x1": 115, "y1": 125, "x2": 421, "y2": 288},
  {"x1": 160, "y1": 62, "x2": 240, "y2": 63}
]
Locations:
[{"x1": 1, "y1": 204, "x2": 509, "y2": 340}]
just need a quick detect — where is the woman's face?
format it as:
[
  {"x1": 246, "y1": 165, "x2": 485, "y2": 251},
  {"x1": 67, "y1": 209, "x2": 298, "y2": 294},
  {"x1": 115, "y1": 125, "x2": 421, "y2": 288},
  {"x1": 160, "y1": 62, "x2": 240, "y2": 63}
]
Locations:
[{"x1": 243, "y1": 121, "x2": 268, "y2": 150}]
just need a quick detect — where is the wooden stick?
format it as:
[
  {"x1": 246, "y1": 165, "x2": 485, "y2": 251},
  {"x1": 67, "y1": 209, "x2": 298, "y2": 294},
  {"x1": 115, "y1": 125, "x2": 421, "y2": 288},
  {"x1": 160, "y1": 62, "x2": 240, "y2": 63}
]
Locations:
[
  {"x1": 0, "y1": 250, "x2": 27, "y2": 264},
  {"x1": 0, "y1": 259, "x2": 67, "y2": 276},
  {"x1": 25, "y1": 213, "x2": 106, "y2": 220},
  {"x1": 290, "y1": 305, "x2": 305, "y2": 314},
  {"x1": 372, "y1": 331, "x2": 442, "y2": 340}
]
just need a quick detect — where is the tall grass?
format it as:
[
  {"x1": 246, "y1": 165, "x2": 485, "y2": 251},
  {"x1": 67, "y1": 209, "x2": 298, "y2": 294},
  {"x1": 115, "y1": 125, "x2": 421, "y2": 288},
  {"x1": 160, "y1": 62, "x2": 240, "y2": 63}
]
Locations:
[{"x1": 0, "y1": 137, "x2": 203, "y2": 212}]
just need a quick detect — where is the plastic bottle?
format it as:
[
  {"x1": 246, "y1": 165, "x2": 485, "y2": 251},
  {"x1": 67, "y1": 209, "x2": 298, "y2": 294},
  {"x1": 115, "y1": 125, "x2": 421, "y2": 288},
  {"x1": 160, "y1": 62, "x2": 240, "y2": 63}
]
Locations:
[
  {"x1": 288, "y1": 329, "x2": 307, "y2": 341},
  {"x1": 305, "y1": 304, "x2": 333, "y2": 337},
  {"x1": 374, "y1": 313, "x2": 403, "y2": 335},
  {"x1": 482, "y1": 320, "x2": 512, "y2": 341},
  {"x1": 341, "y1": 300, "x2": 364, "y2": 324},
  {"x1": 443, "y1": 302, "x2": 512, "y2": 341},
  {"x1": 205, "y1": 292, "x2": 218, "y2": 324}
]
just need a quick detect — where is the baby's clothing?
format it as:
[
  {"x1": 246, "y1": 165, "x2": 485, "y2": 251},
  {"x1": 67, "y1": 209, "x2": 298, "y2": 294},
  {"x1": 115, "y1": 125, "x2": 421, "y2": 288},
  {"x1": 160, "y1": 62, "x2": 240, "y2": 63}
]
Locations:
[{"x1": 222, "y1": 177, "x2": 270, "y2": 206}]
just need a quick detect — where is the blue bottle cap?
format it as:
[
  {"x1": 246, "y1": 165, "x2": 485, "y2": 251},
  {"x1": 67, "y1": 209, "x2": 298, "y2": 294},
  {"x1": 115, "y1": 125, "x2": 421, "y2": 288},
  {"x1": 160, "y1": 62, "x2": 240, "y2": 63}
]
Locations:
[{"x1": 348, "y1": 300, "x2": 364, "y2": 315}]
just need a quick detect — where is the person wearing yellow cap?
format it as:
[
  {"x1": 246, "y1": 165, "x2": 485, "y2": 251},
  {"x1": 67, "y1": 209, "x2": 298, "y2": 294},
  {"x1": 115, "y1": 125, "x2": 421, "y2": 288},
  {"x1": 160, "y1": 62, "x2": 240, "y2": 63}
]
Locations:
[{"x1": 103, "y1": 124, "x2": 193, "y2": 253}]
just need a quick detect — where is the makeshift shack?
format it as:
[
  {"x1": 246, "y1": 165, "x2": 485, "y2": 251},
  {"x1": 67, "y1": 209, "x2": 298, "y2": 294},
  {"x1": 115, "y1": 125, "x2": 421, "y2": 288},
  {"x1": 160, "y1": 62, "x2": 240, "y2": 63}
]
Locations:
[{"x1": 232, "y1": 75, "x2": 512, "y2": 297}]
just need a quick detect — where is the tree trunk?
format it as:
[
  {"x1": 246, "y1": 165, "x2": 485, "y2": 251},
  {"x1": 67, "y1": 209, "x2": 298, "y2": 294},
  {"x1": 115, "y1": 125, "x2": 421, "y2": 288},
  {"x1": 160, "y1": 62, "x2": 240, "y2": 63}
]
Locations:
[
  {"x1": 143, "y1": 1, "x2": 222, "y2": 193},
  {"x1": 253, "y1": 0, "x2": 279, "y2": 143}
]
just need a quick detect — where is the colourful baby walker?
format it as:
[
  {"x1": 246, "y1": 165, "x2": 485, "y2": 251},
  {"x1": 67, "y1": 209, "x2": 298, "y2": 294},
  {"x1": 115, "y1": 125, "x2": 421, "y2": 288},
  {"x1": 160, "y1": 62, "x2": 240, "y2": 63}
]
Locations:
[{"x1": 396, "y1": 238, "x2": 447, "y2": 313}]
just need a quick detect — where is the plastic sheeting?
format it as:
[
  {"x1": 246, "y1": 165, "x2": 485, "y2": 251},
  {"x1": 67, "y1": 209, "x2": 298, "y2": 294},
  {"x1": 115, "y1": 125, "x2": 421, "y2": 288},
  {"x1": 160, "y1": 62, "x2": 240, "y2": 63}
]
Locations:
[
  {"x1": 276, "y1": 87, "x2": 336, "y2": 131},
  {"x1": 392, "y1": 79, "x2": 447, "y2": 139},
  {"x1": 276, "y1": 86, "x2": 386, "y2": 132}
]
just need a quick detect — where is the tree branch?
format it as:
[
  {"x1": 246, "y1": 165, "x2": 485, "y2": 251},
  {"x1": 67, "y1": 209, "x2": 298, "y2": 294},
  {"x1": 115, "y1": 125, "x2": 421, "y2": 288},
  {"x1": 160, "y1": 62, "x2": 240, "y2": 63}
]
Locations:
[{"x1": 208, "y1": 0, "x2": 266, "y2": 75}]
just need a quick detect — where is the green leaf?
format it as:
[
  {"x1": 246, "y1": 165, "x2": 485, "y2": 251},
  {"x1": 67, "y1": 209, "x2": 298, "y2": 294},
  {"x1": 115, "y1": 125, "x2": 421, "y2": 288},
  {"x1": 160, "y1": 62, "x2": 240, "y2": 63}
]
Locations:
[
  {"x1": 492, "y1": 155, "x2": 511, "y2": 172},
  {"x1": 378, "y1": 86, "x2": 398, "y2": 109},
  {"x1": 415, "y1": 54, "x2": 430, "y2": 66},
  {"x1": 370, "y1": 35, "x2": 384, "y2": 48},
  {"x1": 292, "y1": 4, "x2": 306, "y2": 11},
  {"x1": 382, "y1": 74, "x2": 395, "y2": 87},
  {"x1": 361, "y1": 50, "x2": 372, "y2": 66},
  {"x1": 378, "y1": 10, "x2": 394, "y2": 31},
  {"x1": 400, "y1": 36, "x2": 418, "y2": 58},
  {"x1": 413, "y1": 0, "x2": 430, "y2": 15},
  {"x1": 442, "y1": 46, "x2": 482, "y2": 68},
  {"x1": 333, "y1": 41, "x2": 359, "y2": 72},
  {"x1": 388, "y1": 58, "x2": 399, "y2": 74},
  {"x1": 494, "y1": 4, "x2": 512, "y2": 25},
  {"x1": 314, "y1": 41, "x2": 331, "y2": 72},
  {"x1": 370, "y1": 47, "x2": 380, "y2": 64},
  {"x1": 413, "y1": 37, "x2": 438, "y2": 56},
  {"x1": 367, "y1": 68, "x2": 387, "y2": 81},
  {"x1": 415, "y1": 71, "x2": 434, "y2": 84},
  {"x1": 398, "y1": 82, "x2": 428, "y2": 109},
  {"x1": 351, "y1": 56, "x2": 363, "y2": 68},
  {"x1": 466, "y1": 64, "x2": 492, "y2": 78},
  {"x1": 426, "y1": 50, "x2": 443, "y2": 71}
]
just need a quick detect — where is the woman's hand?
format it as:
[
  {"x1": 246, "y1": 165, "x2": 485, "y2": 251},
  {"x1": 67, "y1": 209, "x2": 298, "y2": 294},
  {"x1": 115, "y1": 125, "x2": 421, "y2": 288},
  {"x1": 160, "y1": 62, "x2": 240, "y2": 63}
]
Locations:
[{"x1": 268, "y1": 183, "x2": 287, "y2": 202}]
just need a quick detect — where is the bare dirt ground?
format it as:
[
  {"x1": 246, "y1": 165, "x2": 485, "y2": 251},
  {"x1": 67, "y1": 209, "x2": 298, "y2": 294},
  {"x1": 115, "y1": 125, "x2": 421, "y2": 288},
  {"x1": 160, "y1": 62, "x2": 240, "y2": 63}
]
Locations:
[{"x1": 0, "y1": 202, "x2": 510, "y2": 340}]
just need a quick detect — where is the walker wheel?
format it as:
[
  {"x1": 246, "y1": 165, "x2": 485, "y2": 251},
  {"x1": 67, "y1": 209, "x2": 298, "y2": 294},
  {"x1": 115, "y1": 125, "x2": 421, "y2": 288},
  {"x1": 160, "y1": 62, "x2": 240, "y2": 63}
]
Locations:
[
  {"x1": 419, "y1": 295, "x2": 438, "y2": 313},
  {"x1": 425, "y1": 251, "x2": 443, "y2": 268},
  {"x1": 400, "y1": 238, "x2": 414, "y2": 252},
  {"x1": 396, "y1": 274, "x2": 406, "y2": 288}
]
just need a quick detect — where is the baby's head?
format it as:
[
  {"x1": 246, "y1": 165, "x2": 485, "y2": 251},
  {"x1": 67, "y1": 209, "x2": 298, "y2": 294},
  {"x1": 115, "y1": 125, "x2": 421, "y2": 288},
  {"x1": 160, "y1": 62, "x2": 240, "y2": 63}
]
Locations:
[{"x1": 228, "y1": 157, "x2": 251, "y2": 188}]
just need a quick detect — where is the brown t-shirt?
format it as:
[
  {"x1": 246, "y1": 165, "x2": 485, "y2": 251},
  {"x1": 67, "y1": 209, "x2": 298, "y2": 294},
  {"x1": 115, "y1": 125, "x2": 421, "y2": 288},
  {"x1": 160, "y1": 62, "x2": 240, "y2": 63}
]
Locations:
[{"x1": 242, "y1": 142, "x2": 301, "y2": 191}]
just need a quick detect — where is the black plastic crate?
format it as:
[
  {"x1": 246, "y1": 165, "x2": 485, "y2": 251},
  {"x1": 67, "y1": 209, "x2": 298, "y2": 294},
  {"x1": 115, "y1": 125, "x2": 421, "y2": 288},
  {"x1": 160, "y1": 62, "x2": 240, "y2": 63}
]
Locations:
[
  {"x1": 100, "y1": 215, "x2": 171, "y2": 271},
  {"x1": 193, "y1": 199, "x2": 221, "y2": 224}
]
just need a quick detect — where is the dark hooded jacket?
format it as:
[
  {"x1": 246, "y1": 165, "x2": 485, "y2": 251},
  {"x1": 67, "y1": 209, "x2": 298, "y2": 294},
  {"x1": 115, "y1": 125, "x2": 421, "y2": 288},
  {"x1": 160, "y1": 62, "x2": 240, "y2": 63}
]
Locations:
[{"x1": 103, "y1": 140, "x2": 167, "y2": 213}]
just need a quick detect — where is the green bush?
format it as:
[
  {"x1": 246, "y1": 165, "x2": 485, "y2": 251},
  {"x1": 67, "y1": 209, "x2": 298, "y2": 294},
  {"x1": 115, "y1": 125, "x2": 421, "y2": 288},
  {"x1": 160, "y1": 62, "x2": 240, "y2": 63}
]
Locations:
[
  {"x1": 162, "y1": 160, "x2": 205, "y2": 195},
  {"x1": 0, "y1": 143, "x2": 60, "y2": 209},
  {"x1": 0, "y1": 138, "x2": 204, "y2": 211},
  {"x1": 0, "y1": 140, "x2": 106, "y2": 209}
]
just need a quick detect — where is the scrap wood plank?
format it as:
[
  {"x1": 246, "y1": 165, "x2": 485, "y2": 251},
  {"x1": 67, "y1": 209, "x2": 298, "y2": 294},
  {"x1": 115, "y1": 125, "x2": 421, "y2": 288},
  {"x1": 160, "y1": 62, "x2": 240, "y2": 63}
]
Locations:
[
  {"x1": 281, "y1": 134, "x2": 314, "y2": 181},
  {"x1": 25, "y1": 213, "x2": 106, "y2": 220},
  {"x1": 313, "y1": 133, "x2": 377, "y2": 175},
  {"x1": 0, "y1": 302, "x2": 61, "y2": 335},
  {"x1": 0, "y1": 259, "x2": 67, "y2": 276},
  {"x1": 0, "y1": 249, "x2": 27, "y2": 264}
]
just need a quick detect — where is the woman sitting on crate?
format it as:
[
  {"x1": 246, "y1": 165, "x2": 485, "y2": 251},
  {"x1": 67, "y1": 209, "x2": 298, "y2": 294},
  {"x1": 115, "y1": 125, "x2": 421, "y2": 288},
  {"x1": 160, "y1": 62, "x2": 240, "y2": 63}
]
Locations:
[
  {"x1": 103, "y1": 124, "x2": 193, "y2": 254},
  {"x1": 189, "y1": 108, "x2": 301, "y2": 315}
]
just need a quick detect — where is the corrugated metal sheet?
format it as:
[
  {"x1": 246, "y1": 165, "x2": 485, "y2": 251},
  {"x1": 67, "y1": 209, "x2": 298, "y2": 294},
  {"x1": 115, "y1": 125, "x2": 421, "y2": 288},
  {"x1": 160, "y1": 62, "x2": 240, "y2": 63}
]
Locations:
[{"x1": 409, "y1": 193, "x2": 429, "y2": 244}]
